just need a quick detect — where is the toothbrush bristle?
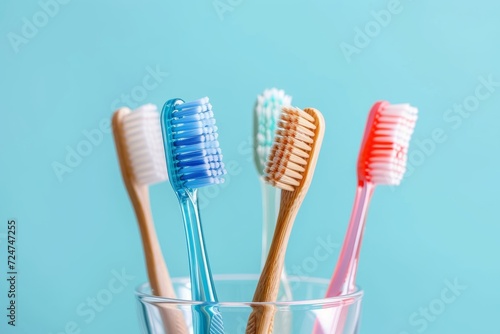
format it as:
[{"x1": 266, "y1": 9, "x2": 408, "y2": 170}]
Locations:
[
  {"x1": 254, "y1": 88, "x2": 292, "y2": 176},
  {"x1": 167, "y1": 97, "x2": 227, "y2": 189},
  {"x1": 264, "y1": 106, "x2": 318, "y2": 191},
  {"x1": 358, "y1": 102, "x2": 418, "y2": 185},
  {"x1": 122, "y1": 104, "x2": 168, "y2": 186}
]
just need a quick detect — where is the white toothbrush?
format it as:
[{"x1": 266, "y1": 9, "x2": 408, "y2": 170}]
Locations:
[{"x1": 112, "y1": 104, "x2": 188, "y2": 334}]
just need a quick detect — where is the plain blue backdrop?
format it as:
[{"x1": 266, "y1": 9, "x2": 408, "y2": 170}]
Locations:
[{"x1": 1, "y1": 0, "x2": 499, "y2": 333}]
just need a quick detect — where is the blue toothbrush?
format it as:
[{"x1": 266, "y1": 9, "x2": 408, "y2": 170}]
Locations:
[{"x1": 160, "y1": 97, "x2": 226, "y2": 334}]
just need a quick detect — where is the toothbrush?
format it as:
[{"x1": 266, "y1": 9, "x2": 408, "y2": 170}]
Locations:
[
  {"x1": 253, "y1": 88, "x2": 293, "y2": 302},
  {"x1": 246, "y1": 106, "x2": 325, "y2": 334},
  {"x1": 112, "y1": 104, "x2": 188, "y2": 334},
  {"x1": 160, "y1": 97, "x2": 226, "y2": 334},
  {"x1": 313, "y1": 101, "x2": 418, "y2": 334}
]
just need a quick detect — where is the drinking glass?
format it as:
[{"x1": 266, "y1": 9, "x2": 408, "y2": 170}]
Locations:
[{"x1": 135, "y1": 274, "x2": 363, "y2": 334}]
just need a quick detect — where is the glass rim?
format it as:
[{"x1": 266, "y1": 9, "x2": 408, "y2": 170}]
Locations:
[{"x1": 135, "y1": 274, "x2": 363, "y2": 308}]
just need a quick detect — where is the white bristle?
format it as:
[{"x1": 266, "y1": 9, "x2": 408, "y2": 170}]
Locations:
[
  {"x1": 363, "y1": 103, "x2": 418, "y2": 185},
  {"x1": 255, "y1": 88, "x2": 292, "y2": 175},
  {"x1": 122, "y1": 104, "x2": 168, "y2": 186},
  {"x1": 265, "y1": 107, "x2": 316, "y2": 191}
]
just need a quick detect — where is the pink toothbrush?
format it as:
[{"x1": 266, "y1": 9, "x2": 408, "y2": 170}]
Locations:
[{"x1": 314, "y1": 101, "x2": 418, "y2": 334}]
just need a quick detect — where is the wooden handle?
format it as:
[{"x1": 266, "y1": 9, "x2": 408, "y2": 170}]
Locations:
[
  {"x1": 112, "y1": 109, "x2": 188, "y2": 334},
  {"x1": 246, "y1": 107, "x2": 326, "y2": 334},
  {"x1": 247, "y1": 189, "x2": 302, "y2": 334}
]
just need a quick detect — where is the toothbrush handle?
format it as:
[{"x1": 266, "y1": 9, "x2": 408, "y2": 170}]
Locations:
[
  {"x1": 261, "y1": 181, "x2": 293, "y2": 334},
  {"x1": 312, "y1": 183, "x2": 373, "y2": 334},
  {"x1": 179, "y1": 190, "x2": 224, "y2": 334},
  {"x1": 247, "y1": 191, "x2": 301, "y2": 334},
  {"x1": 261, "y1": 181, "x2": 279, "y2": 268},
  {"x1": 134, "y1": 190, "x2": 176, "y2": 298},
  {"x1": 139, "y1": 204, "x2": 189, "y2": 334},
  {"x1": 261, "y1": 180, "x2": 293, "y2": 305},
  {"x1": 327, "y1": 182, "x2": 373, "y2": 297}
]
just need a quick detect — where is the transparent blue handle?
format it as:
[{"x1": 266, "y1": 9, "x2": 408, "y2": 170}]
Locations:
[
  {"x1": 161, "y1": 98, "x2": 224, "y2": 333},
  {"x1": 178, "y1": 189, "x2": 218, "y2": 302},
  {"x1": 177, "y1": 190, "x2": 224, "y2": 334}
]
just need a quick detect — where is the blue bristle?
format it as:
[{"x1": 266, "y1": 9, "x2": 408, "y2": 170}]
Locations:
[{"x1": 164, "y1": 97, "x2": 227, "y2": 189}]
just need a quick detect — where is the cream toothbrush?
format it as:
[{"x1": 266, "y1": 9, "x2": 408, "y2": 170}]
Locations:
[
  {"x1": 112, "y1": 104, "x2": 188, "y2": 334},
  {"x1": 246, "y1": 106, "x2": 325, "y2": 334},
  {"x1": 253, "y1": 88, "x2": 293, "y2": 301},
  {"x1": 161, "y1": 97, "x2": 226, "y2": 334},
  {"x1": 314, "y1": 101, "x2": 418, "y2": 334}
]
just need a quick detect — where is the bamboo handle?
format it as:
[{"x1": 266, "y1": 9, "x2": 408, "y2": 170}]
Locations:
[
  {"x1": 247, "y1": 107, "x2": 325, "y2": 334},
  {"x1": 112, "y1": 109, "x2": 188, "y2": 334},
  {"x1": 247, "y1": 190, "x2": 303, "y2": 334}
]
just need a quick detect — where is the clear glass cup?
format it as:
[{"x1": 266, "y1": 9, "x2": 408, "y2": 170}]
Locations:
[{"x1": 135, "y1": 274, "x2": 363, "y2": 334}]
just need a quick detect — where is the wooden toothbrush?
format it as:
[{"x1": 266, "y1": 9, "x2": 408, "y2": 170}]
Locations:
[
  {"x1": 246, "y1": 107, "x2": 325, "y2": 334},
  {"x1": 112, "y1": 106, "x2": 188, "y2": 334}
]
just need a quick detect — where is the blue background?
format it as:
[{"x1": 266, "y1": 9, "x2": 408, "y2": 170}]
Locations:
[{"x1": 1, "y1": 0, "x2": 499, "y2": 333}]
